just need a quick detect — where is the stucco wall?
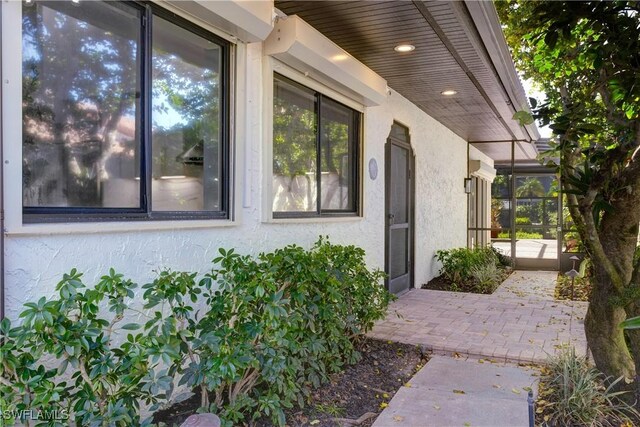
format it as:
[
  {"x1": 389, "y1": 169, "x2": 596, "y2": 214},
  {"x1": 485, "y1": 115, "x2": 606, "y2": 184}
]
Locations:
[{"x1": 3, "y1": 42, "x2": 468, "y2": 320}]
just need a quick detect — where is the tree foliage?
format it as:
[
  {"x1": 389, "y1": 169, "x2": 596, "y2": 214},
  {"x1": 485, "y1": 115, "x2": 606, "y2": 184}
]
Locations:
[{"x1": 497, "y1": 1, "x2": 640, "y2": 382}]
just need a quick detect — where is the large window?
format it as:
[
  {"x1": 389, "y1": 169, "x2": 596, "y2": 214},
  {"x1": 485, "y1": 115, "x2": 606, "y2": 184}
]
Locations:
[
  {"x1": 22, "y1": 1, "x2": 229, "y2": 221},
  {"x1": 272, "y1": 74, "x2": 360, "y2": 217}
]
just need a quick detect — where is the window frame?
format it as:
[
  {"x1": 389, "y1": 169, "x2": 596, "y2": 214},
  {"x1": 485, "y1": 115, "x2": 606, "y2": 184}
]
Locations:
[
  {"x1": 272, "y1": 73, "x2": 361, "y2": 219},
  {"x1": 21, "y1": 1, "x2": 232, "y2": 224}
]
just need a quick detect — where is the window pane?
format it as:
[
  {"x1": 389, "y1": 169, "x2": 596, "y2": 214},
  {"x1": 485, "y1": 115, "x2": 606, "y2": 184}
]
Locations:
[
  {"x1": 272, "y1": 76, "x2": 317, "y2": 213},
  {"x1": 22, "y1": 1, "x2": 141, "y2": 208},
  {"x1": 320, "y1": 98, "x2": 356, "y2": 211},
  {"x1": 152, "y1": 16, "x2": 222, "y2": 212}
]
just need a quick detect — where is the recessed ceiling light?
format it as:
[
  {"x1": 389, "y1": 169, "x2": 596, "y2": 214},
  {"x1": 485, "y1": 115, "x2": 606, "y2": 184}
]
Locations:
[
  {"x1": 394, "y1": 44, "x2": 415, "y2": 53},
  {"x1": 441, "y1": 90, "x2": 458, "y2": 96}
]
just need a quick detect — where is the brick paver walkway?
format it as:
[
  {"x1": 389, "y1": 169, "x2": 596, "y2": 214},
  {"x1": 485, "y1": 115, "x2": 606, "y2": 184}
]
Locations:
[{"x1": 369, "y1": 271, "x2": 588, "y2": 363}]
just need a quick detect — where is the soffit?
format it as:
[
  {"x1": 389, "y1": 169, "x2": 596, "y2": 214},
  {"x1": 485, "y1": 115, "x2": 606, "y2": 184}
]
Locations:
[{"x1": 275, "y1": 0, "x2": 535, "y2": 146}]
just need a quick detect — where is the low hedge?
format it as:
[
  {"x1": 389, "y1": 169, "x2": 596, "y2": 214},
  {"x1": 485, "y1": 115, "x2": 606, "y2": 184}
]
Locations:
[{"x1": 0, "y1": 238, "x2": 392, "y2": 427}]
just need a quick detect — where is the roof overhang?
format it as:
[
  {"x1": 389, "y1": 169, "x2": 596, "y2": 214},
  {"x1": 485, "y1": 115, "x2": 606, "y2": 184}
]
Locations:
[{"x1": 274, "y1": 1, "x2": 540, "y2": 161}]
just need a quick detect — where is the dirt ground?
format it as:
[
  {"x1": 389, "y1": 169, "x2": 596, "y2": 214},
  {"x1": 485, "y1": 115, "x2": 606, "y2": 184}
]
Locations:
[{"x1": 154, "y1": 339, "x2": 428, "y2": 427}]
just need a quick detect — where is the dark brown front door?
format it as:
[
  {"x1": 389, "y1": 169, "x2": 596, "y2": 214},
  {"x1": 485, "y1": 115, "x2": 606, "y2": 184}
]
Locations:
[{"x1": 385, "y1": 123, "x2": 414, "y2": 294}]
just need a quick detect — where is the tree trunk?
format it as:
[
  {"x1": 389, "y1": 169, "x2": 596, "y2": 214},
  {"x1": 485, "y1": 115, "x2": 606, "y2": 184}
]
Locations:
[{"x1": 585, "y1": 270, "x2": 636, "y2": 380}]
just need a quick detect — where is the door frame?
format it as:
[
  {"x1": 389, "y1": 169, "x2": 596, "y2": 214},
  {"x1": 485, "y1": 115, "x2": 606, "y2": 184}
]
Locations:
[
  {"x1": 511, "y1": 171, "x2": 561, "y2": 271},
  {"x1": 384, "y1": 126, "x2": 415, "y2": 293}
]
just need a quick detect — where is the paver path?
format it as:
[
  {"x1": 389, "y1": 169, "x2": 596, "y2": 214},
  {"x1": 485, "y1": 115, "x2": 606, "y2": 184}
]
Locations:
[
  {"x1": 372, "y1": 356, "x2": 538, "y2": 427},
  {"x1": 493, "y1": 270, "x2": 557, "y2": 300},
  {"x1": 368, "y1": 271, "x2": 588, "y2": 363}
]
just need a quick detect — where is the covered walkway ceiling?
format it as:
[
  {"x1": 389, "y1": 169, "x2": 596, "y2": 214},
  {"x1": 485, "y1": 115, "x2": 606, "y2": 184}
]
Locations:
[{"x1": 275, "y1": 0, "x2": 541, "y2": 161}]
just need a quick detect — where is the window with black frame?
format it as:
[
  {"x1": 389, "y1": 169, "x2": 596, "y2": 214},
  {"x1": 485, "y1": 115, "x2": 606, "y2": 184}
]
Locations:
[
  {"x1": 21, "y1": 0, "x2": 229, "y2": 222},
  {"x1": 272, "y1": 74, "x2": 360, "y2": 217}
]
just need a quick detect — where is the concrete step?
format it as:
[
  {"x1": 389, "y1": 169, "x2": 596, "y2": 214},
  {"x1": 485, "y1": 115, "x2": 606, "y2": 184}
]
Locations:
[{"x1": 373, "y1": 355, "x2": 538, "y2": 427}]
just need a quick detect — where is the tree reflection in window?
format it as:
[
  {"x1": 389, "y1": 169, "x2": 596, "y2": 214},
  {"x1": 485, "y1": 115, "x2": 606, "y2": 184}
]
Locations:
[
  {"x1": 272, "y1": 74, "x2": 359, "y2": 216},
  {"x1": 22, "y1": 1, "x2": 141, "y2": 208},
  {"x1": 22, "y1": 1, "x2": 227, "y2": 217}
]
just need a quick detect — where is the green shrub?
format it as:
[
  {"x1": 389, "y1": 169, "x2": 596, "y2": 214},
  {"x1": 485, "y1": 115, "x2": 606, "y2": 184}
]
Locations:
[
  {"x1": 0, "y1": 269, "x2": 169, "y2": 427},
  {"x1": 515, "y1": 217, "x2": 531, "y2": 225},
  {"x1": 536, "y1": 347, "x2": 638, "y2": 426},
  {"x1": 469, "y1": 262, "x2": 503, "y2": 293},
  {"x1": 434, "y1": 246, "x2": 500, "y2": 283},
  {"x1": 1, "y1": 238, "x2": 391, "y2": 427}
]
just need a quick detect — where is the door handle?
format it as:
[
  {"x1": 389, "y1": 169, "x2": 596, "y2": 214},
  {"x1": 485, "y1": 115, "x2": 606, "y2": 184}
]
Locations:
[{"x1": 388, "y1": 213, "x2": 395, "y2": 225}]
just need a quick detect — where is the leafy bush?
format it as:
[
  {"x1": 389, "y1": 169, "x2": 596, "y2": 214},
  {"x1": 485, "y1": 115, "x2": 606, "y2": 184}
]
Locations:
[
  {"x1": 435, "y1": 246, "x2": 500, "y2": 283},
  {"x1": 0, "y1": 269, "x2": 170, "y2": 427},
  {"x1": 536, "y1": 347, "x2": 638, "y2": 426},
  {"x1": 144, "y1": 239, "x2": 391, "y2": 426},
  {"x1": 516, "y1": 217, "x2": 532, "y2": 225},
  {"x1": 433, "y1": 246, "x2": 510, "y2": 294},
  {"x1": 0, "y1": 238, "x2": 392, "y2": 427},
  {"x1": 469, "y1": 262, "x2": 503, "y2": 294}
]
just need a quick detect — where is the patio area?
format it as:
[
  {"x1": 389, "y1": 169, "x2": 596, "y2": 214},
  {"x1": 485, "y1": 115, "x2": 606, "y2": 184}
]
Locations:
[
  {"x1": 493, "y1": 239, "x2": 559, "y2": 260},
  {"x1": 368, "y1": 271, "x2": 588, "y2": 363}
]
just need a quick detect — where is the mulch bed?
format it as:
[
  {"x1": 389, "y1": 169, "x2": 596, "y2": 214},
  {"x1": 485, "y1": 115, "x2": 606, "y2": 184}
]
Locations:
[
  {"x1": 421, "y1": 269, "x2": 512, "y2": 294},
  {"x1": 154, "y1": 338, "x2": 428, "y2": 427},
  {"x1": 555, "y1": 273, "x2": 591, "y2": 301}
]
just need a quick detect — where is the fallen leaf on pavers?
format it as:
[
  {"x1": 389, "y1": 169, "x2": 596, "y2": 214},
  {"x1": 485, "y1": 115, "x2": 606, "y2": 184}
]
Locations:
[
  {"x1": 523, "y1": 386, "x2": 532, "y2": 392},
  {"x1": 380, "y1": 402, "x2": 389, "y2": 409},
  {"x1": 511, "y1": 388, "x2": 521, "y2": 394},
  {"x1": 464, "y1": 423, "x2": 472, "y2": 427},
  {"x1": 404, "y1": 382, "x2": 412, "y2": 388},
  {"x1": 478, "y1": 359, "x2": 485, "y2": 364},
  {"x1": 393, "y1": 416, "x2": 405, "y2": 422},
  {"x1": 433, "y1": 405, "x2": 441, "y2": 410},
  {"x1": 493, "y1": 384, "x2": 502, "y2": 389},
  {"x1": 453, "y1": 352, "x2": 462, "y2": 359},
  {"x1": 453, "y1": 389, "x2": 466, "y2": 394}
]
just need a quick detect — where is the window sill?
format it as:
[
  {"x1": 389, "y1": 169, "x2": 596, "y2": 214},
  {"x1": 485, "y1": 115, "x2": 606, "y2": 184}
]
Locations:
[
  {"x1": 265, "y1": 216, "x2": 363, "y2": 225},
  {"x1": 4, "y1": 218, "x2": 237, "y2": 237}
]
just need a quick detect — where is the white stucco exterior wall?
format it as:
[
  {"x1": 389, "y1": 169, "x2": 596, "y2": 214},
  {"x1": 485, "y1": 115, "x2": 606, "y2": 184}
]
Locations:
[{"x1": 3, "y1": 18, "x2": 469, "y2": 321}]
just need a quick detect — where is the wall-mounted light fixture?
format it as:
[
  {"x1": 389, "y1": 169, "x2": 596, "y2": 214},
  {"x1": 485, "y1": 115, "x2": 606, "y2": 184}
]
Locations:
[{"x1": 464, "y1": 177, "x2": 472, "y2": 194}]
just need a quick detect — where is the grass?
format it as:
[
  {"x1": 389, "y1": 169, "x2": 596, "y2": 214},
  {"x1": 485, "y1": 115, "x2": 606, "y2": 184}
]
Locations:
[
  {"x1": 535, "y1": 347, "x2": 638, "y2": 426},
  {"x1": 498, "y1": 231, "x2": 544, "y2": 239},
  {"x1": 314, "y1": 403, "x2": 345, "y2": 417}
]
